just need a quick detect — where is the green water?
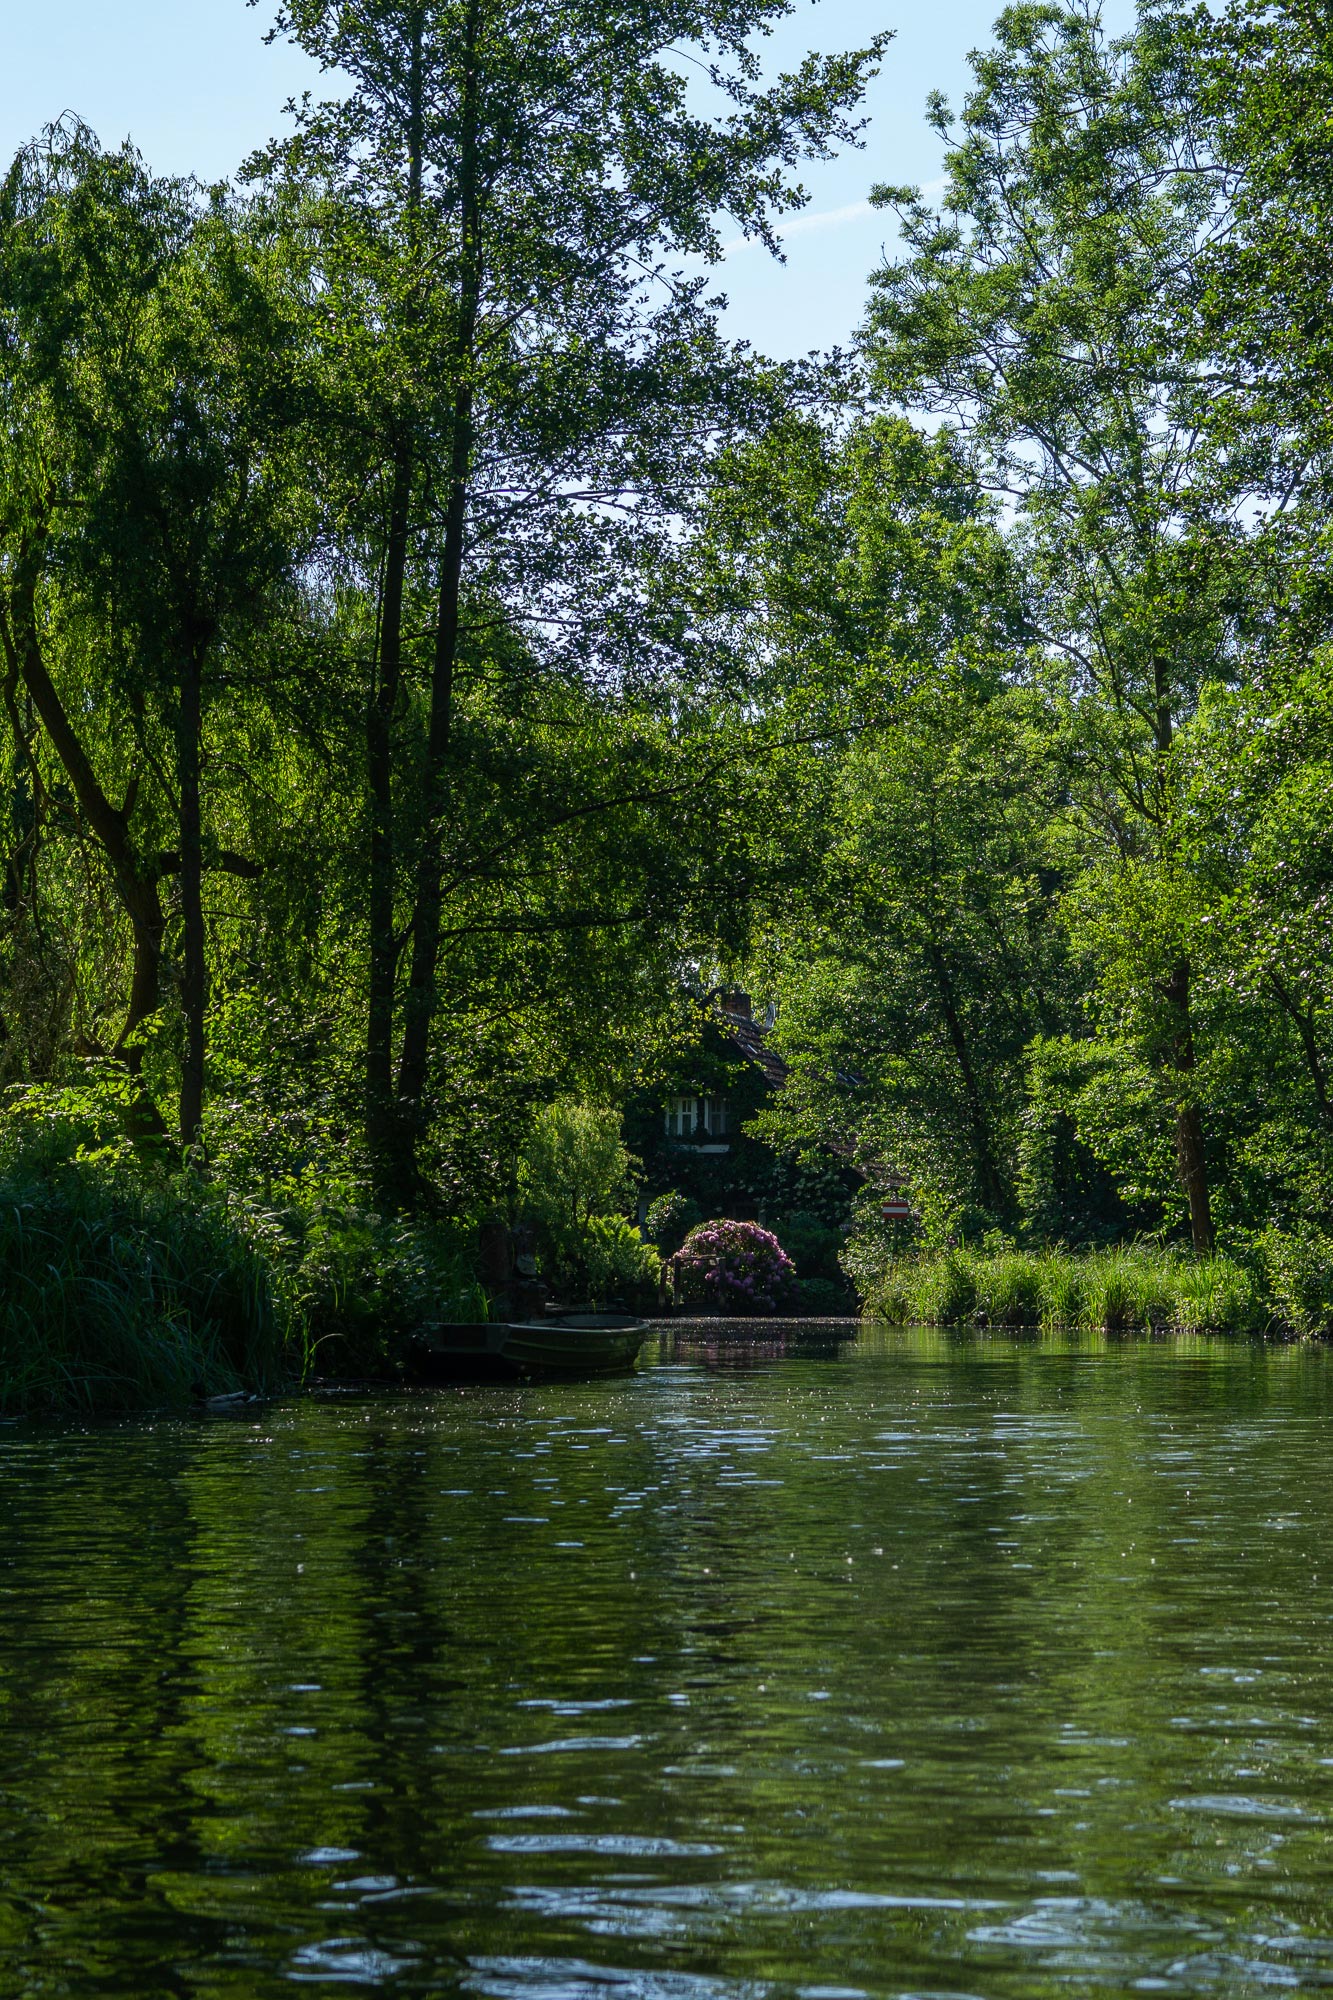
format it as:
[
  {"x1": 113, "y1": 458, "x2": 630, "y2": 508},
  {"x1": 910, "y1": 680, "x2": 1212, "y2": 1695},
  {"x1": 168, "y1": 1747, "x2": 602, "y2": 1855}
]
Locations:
[{"x1": 4, "y1": 1325, "x2": 1333, "y2": 1998}]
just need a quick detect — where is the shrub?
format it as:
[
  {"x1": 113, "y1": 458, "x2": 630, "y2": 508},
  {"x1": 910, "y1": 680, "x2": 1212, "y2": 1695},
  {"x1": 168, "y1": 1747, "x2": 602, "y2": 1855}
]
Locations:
[
  {"x1": 644, "y1": 1190, "x2": 703, "y2": 1256},
  {"x1": 674, "y1": 1218, "x2": 797, "y2": 1315},
  {"x1": 580, "y1": 1216, "x2": 660, "y2": 1306},
  {"x1": 518, "y1": 1101, "x2": 640, "y2": 1230},
  {"x1": 293, "y1": 1205, "x2": 488, "y2": 1376},
  {"x1": 1254, "y1": 1227, "x2": 1333, "y2": 1337},
  {"x1": 0, "y1": 1124, "x2": 294, "y2": 1412},
  {"x1": 796, "y1": 1274, "x2": 854, "y2": 1316},
  {"x1": 780, "y1": 1207, "x2": 846, "y2": 1280}
]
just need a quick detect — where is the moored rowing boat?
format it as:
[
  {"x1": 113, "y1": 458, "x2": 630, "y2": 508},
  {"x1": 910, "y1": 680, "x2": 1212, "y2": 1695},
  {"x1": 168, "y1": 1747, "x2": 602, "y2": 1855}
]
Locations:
[{"x1": 415, "y1": 1311, "x2": 651, "y2": 1379}]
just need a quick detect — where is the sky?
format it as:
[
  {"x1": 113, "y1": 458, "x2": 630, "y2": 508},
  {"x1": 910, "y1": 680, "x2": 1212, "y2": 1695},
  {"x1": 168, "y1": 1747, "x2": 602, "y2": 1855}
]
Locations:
[{"x1": 2, "y1": 0, "x2": 1134, "y2": 360}]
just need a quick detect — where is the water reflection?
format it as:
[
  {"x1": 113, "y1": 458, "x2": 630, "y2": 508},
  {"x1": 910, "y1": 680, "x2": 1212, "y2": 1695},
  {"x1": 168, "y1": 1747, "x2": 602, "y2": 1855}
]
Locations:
[
  {"x1": 660, "y1": 1316, "x2": 857, "y2": 1367},
  {"x1": 2, "y1": 1331, "x2": 1333, "y2": 1995}
]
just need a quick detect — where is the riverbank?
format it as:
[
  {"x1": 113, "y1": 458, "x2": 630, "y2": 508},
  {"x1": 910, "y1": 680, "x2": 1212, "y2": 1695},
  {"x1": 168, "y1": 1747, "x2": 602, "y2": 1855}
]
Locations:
[
  {"x1": 9, "y1": 1116, "x2": 1333, "y2": 1414},
  {"x1": 0, "y1": 1123, "x2": 485, "y2": 1413},
  {"x1": 862, "y1": 1240, "x2": 1333, "y2": 1337}
]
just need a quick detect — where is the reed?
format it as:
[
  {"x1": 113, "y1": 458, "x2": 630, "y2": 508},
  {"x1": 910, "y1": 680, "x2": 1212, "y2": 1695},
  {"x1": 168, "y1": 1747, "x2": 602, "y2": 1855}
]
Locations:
[
  {"x1": 0, "y1": 1150, "x2": 295, "y2": 1413},
  {"x1": 861, "y1": 1244, "x2": 1271, "y2": 1335}
]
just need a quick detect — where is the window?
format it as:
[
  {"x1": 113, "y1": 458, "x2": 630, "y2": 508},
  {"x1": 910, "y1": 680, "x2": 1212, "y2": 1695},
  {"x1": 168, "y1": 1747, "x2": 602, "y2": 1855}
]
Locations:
[{"x1": 664, "y1": 1094, "x2": 730, "y2": 1139}]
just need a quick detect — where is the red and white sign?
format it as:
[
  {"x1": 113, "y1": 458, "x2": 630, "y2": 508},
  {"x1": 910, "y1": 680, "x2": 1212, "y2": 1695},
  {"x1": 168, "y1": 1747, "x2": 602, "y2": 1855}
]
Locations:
[{"x1": 881, "y1": 1196, "x2": 912, "y2": 1221}]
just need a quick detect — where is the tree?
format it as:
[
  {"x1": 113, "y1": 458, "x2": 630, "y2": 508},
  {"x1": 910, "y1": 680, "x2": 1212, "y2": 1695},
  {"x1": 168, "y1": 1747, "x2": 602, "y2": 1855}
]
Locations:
[
  {"x1": 863, "y1": 0, "x2": 1246, "y2": 1251},
  {"x1": 0, "y1": 125, "x2": 316, "y2": 1148},
  {"x1": 248, "y1": 0, "x2": 889, "y2": 1201},
  {"x1": 0, "y1": 130, "x2": 191, "y2": 1137},
  {"x1": 80, "y1": 202, "x2": 314, "y2": 1147},
  {"x1": 757, "y1": 684, "x2": 1071, "y2": 1236}
]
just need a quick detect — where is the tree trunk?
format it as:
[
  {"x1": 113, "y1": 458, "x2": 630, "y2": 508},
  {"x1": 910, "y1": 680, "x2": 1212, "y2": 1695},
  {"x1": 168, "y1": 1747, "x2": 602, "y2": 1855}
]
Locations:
[
  {"x1": 2, "y1": 566, "x2": 170, "y2": 1141},
  {"x1": 177, "y1": 641, "x2": 206, "y2": 1149},
  {"x1": 391, "y1": 0, "x2": 483, "y2": 1191},
  {"x1": 1161, "y1": 958, "x2": 1214, "y2": 1256},
  {"x1": 366, "y1": 446, "x2": 413, "y2": 1187},
  {"x1": 365, "y1": 7, "x2": 425, "y2": 1203}
]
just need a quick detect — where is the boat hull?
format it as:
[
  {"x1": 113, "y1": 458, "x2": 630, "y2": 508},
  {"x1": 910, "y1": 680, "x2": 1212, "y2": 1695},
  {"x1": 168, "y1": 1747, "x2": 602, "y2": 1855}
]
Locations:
[{"x1": 415, "y1": 1313, "x2": 651, "y2": 1380}]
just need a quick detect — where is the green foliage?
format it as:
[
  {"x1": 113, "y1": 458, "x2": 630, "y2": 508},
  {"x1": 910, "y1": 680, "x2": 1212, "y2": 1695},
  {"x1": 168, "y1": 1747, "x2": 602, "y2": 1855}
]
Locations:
[
  {"x1": 911, "y1": 1251, "x2": 978, "y2": 1328},
  {"x1": 971, "y1": 1252, "x2": 1045, "y2": 1329},
  {"x1": 292, "y1": 1206, "x2": 488, "y2": 1378},
  {"x1": 795, "y1": 1275, "x2": 853, "y2": 1315},
  {"x1": 778, "y1": 1207, "x2": 846, "y2": 1280},
  {"x1": 8, "y1": 0, "x2": 1333, "y2": 1344},
  {"x1": 518, "y1": 1101, "x2": 640, "y2": 1231},
  {"x1": 0, "y1": 1115, "x2": 294, "y2": 1412},
  {"x1": 643, "y1": 1190, "x2": 703, "y2": 1257},
  {"x1": 534, "y1": 1214, "x2": 659, "y2": 1309},
  {"x1": 580, "y1": 1217, "x2": 660, "y2": 1309},
  {"x1": 860, "y1": 1245, "x2": 1274, "y2": 1336},
  {"x1": 754, "y1": 682, "x2": 1071, "y2": 1234},
  {"x1": 1252, "y1": 1228, "x2": 1333, "y2": 1341}
]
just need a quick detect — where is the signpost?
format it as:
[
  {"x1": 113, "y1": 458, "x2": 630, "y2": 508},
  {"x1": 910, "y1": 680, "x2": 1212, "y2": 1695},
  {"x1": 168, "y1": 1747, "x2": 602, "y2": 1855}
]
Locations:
[{"x1": 881, "y1": 1195, "x2": 912, "y2": 1222}]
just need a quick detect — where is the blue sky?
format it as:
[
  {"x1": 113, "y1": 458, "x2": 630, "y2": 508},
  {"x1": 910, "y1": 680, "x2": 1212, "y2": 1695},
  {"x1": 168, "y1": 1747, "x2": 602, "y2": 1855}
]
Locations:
[{"x1": 3, "y1": 0, "x2": 1133, "y2": 359}]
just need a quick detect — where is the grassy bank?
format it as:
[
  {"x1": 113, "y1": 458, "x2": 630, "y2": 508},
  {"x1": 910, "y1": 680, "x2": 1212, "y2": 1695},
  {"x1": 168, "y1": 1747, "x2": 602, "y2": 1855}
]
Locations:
[{"x1": 862, "y1": 1240, "x2": 1333, "y2": 1337}]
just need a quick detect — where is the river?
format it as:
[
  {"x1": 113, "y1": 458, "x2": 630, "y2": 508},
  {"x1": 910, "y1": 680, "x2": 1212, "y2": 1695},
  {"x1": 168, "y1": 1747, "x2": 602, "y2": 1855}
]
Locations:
[{"x1": 3, "y1": 1323, "x2": 1333, "y2": 1997}]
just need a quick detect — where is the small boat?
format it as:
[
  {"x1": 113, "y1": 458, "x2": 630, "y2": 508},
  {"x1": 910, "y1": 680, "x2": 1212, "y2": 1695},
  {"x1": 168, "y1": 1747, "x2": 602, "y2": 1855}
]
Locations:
[{"x1": 414, "y1": 1311, "x2": 652, "y2": 1380}]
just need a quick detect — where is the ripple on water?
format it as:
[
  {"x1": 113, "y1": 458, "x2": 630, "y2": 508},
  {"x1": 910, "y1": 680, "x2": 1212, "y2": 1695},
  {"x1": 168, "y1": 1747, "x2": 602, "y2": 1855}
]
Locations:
[{"x1": 3, "y1": 1331, "x2": 1333, "y2": 1998}]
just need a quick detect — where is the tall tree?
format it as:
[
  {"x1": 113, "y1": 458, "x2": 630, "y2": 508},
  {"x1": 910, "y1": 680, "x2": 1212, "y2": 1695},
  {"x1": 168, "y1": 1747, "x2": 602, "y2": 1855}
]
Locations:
[
  {"x1": 249, "y1": 0, "x2": 889, "y2": 1201},
  {"x1": 0, "y1": 126, "x2": 314, "y2": 1147},
  {"x1": 863, "y1": 0, "x2": 1243, "y2": 1252}
]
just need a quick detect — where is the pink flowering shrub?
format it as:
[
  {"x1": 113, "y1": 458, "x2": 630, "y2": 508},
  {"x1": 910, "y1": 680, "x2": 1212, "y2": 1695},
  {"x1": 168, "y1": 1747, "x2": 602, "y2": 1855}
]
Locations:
[{"x1": 673, "y1": 1219, "x2": 797, "y2": 1315}]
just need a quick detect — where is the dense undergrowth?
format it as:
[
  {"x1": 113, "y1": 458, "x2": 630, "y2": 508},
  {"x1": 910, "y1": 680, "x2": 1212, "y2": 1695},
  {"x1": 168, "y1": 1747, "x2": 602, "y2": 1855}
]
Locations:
[
  {"x1": 0, "y1": 1112, "x2": 497, "y2": 1412},
  {"x1": 0, "y1": 1128, "x2": 293, "y2": 1413},
  {"x1": 861, "y1": 1239, "x2": 1333, "y2": 1338}
]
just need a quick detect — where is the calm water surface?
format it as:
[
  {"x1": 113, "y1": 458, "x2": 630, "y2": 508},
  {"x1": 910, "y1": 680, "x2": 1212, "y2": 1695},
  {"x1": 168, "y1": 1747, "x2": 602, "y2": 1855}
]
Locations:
[{"x1": 3, "y1": 1324, "x2": 1333, "y2": 1998}]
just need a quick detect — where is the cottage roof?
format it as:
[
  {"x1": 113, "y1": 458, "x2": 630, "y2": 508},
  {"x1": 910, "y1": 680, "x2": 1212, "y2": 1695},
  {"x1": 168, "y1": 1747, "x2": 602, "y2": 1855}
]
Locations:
[{"x1": 715, "y1": 994, "x2": 788, "y2": 1091}]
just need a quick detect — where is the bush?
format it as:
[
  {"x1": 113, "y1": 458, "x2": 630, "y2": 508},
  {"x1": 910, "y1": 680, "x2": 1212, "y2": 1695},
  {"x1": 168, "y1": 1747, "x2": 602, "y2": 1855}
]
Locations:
[
  {"x1": 0, "y1": 1119, "x2": 294, "y2": 1412},
  {"x1": 780, "y1": 1207, "x2": 846, "y2": 1280},
  {"x1": 1254, "y1": 1227, "x2": 1333, "y2": 1337},
  {"x1": 292, "y1": 1205, "x2": 488, "y2": 1376},
  {"x1": 644, "y1": 1190, "x2": 703, "y2": 1256},
  {"x1": 673, "y1": 1219, "x2": 797, "y2": 1314},
  {"x1": 579, "y1": 1216, "x2": 660, "y2": 1307},
  {"x1": 796, "y1": 1274, "x2": 854, "y2": 1315},
  {"x1": 518, "y1": 1101, "x2": 640, "y2": 1231}
]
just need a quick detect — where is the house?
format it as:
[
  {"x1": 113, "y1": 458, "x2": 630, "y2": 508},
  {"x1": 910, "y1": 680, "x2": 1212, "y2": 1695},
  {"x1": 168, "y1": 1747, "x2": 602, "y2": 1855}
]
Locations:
[
  {"x1": 626, "y1": 989, "x2": 858, "y2": 1233},
  {"x1": 657, "y1": 992, "x2": 787, "y2": 1156},
  {"x1": 625, "y1": 988, "x2": 861, "y2": 1298}
]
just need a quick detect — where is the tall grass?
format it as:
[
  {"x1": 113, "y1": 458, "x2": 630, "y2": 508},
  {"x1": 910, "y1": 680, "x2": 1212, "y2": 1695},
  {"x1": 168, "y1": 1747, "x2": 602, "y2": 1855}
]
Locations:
[
  {"x1": 862, "y1": 1244, "x2": 1270, "y2": 1335},
  {"x1": 0, "y1": 1143, "x2": 295, "y2": 1413}
]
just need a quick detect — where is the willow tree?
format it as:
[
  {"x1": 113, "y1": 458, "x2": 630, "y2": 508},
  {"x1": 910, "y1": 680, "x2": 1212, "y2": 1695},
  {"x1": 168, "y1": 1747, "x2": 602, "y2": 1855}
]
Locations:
[
  {"x1": 0, "y1": 126, "x2": 313, "y2": 1146},
  {"x1": 249, "y1": 0, "x2": 888, "y2": 1202}
]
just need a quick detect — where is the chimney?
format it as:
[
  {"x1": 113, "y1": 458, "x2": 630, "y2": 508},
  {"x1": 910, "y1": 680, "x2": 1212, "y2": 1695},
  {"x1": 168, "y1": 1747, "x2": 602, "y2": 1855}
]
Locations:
[{"x1": 720, "y1": 990, "x2": 752, "y2": 1021}]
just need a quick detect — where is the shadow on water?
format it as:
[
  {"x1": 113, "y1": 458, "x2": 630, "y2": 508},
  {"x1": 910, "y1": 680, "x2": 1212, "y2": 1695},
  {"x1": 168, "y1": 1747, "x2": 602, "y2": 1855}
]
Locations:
[{"x1": 3, "y1": 1328, "x2": 1333, "y2": 1996}]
